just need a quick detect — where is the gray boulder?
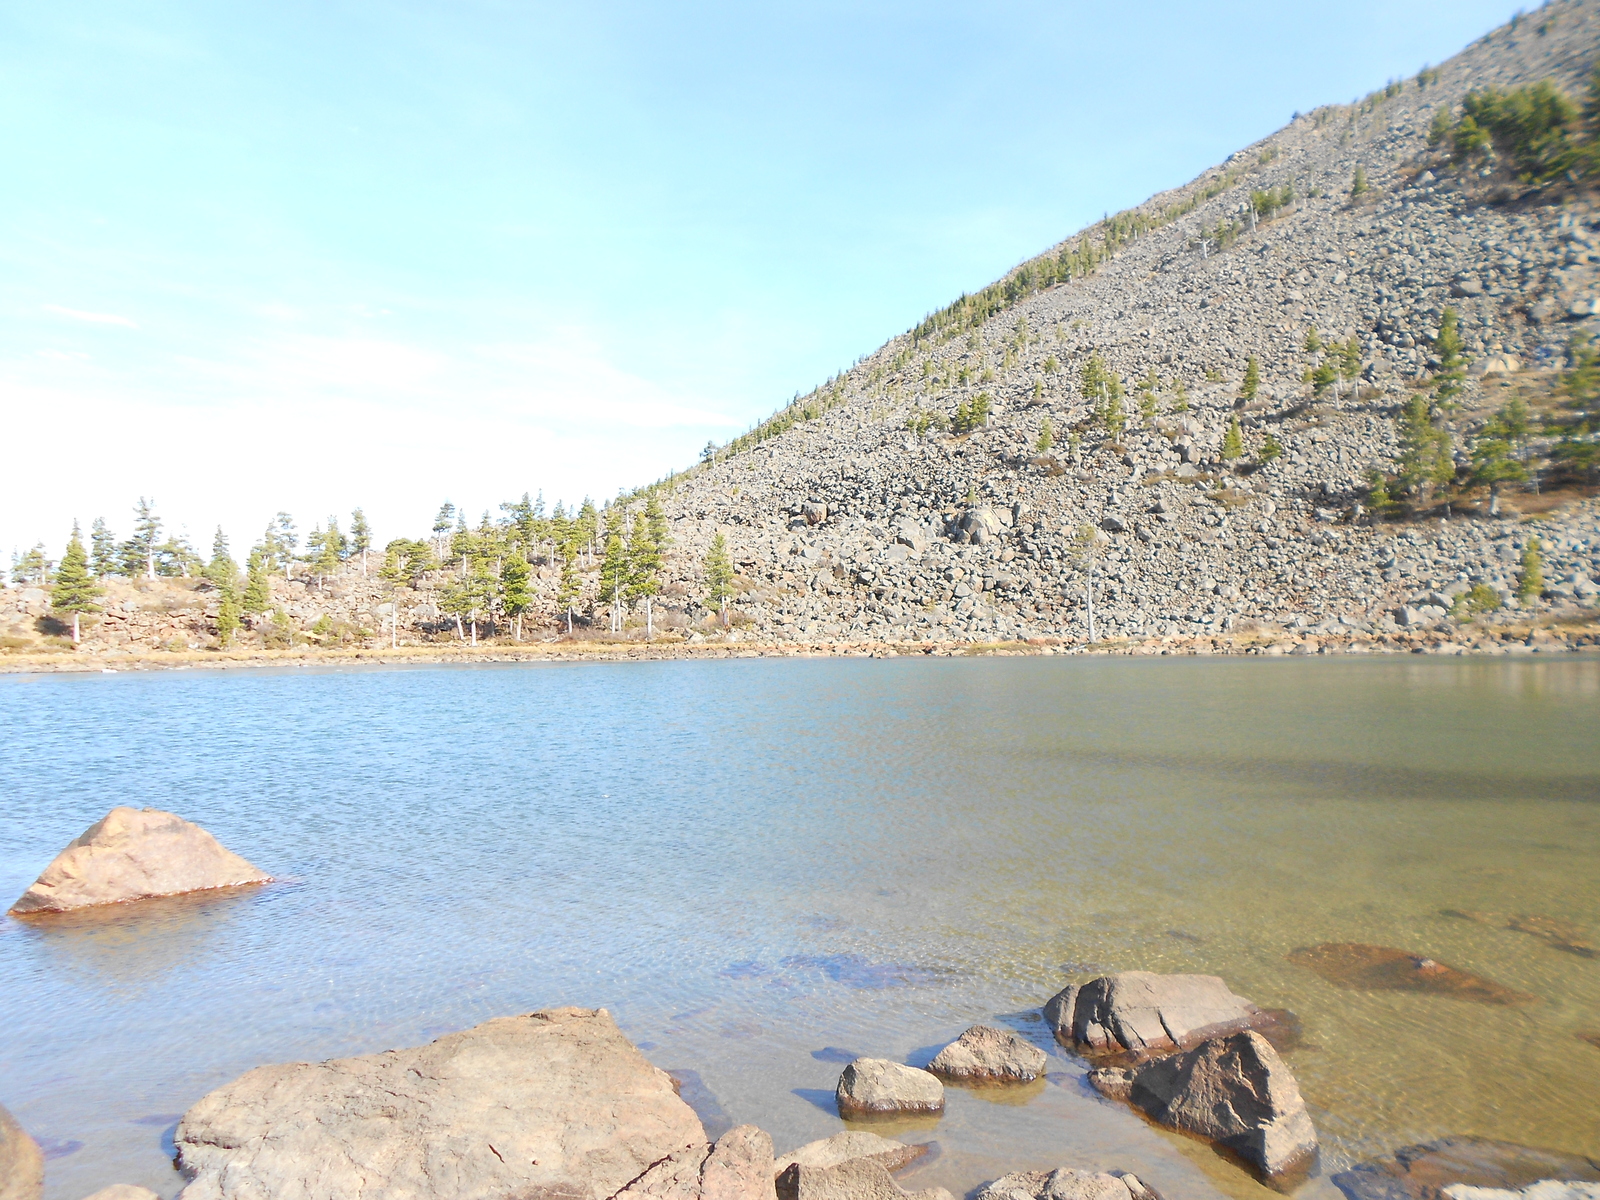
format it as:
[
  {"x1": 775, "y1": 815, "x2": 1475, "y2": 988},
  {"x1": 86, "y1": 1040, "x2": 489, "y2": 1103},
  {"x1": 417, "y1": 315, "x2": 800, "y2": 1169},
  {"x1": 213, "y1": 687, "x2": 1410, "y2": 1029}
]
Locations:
[
  {"x1": 1444, "y1": 1186, "x2": 1600, "y2": 1200},
  {"x1": 1043, "y1": 971, "x2": 1282, "y2": 1060},
  {"x1": 835, "y1": 1058, "x2": 944, "y2": 1117},
  {"x1": 776, "y1": 1159, "x2": 953, "y2": 1200},
  {"x1": 1127, "y1": 1031, "x2": 1317, "y2": 1185},
  {"x1": 174, "y1": 1006, "x2": 706, "y2": 1200},
  {"x1": 774, "y1": 1131, "x2": 925, "y2": 1176},
  {"x1": 10, "y1": 806, "x2": 271, "y2": 915},
  {"x1": 0, "y1": 1104, "x2": 44, "y2": 1200},
  {"x1": 975, "y1": 1168, "x2": 1160, "y2": 1200},
  {"x1": 927, "y1": 1025, "x2": 1047, "y2": 1083},
  {"x1": 614, "y1": 1124, "x2": 777, "y2": 1200},
  {"x1": 950, "y1": 507, "x2": 1006, "y2": 545}
]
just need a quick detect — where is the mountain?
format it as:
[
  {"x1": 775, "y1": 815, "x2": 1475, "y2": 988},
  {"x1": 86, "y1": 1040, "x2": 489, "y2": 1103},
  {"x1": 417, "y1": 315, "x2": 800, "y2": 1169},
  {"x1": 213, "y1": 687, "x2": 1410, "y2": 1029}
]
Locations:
[{"x1": 636, "y1": 0, "x2": 1600, "y2": 650}]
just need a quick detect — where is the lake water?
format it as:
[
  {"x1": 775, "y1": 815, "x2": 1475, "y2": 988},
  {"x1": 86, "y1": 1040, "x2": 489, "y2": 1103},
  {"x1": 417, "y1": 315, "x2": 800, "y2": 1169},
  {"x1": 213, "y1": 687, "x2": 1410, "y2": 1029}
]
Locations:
[{"x1": 2, "y1": 658, "x2": 1598, "y2": 1200}]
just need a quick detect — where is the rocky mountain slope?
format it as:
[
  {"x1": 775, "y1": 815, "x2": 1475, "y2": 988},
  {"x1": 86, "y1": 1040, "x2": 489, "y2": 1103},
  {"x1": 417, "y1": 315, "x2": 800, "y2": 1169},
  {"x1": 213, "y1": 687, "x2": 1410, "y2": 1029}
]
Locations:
[{"x1": 634, "y1": 0, "x2": 1600, "y2": 651}]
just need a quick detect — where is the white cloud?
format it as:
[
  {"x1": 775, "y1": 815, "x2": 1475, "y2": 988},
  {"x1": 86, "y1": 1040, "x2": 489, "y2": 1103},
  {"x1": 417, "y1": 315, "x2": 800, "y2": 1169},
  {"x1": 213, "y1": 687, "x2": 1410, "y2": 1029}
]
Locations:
[{"x1": 41, "y1": 304, "x2": 139, "y2": 328}]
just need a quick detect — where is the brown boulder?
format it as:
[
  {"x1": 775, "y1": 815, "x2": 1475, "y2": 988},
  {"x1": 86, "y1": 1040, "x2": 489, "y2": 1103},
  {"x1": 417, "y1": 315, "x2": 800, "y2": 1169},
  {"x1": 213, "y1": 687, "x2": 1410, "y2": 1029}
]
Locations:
[
  {"x1": 174, "y1": 1007, "x2": 705, "y2": 1200},
  {"x1": 1043, "y1": 972, "x2": 1288, "y2": 1061},
  {"x1": 834, "y1": 1059, "x2": 944, "y2": 1117},
  {"x1": 1286, "y1": 944, "x2": 1535, "y2": 1005},
  {"x1": 9, "y1": 807, "x2": 271, "y2": 915},
  {"x1": 0, "y1": 1104, "x2": 44, "y2": 1200},
  {"x1": 928, "y1": 1025, "x2": 1047, "y2": 1083},
  {"x1": 1331, "y1": 1138, "x2": 1600, "y2": 1200},
  {"x1": 773, "y1": 1132, "x2": 926, "y2": 1176},
  {"x1": 776, "y1": 1159, "x2": 952, "y2": 1200},
  {"x1": 614, "y1": 1125, "x2": 777, "y2": 1200},
  {"x1": 975, "y1": 1168, "x2": 1160, "y2": 1200}
]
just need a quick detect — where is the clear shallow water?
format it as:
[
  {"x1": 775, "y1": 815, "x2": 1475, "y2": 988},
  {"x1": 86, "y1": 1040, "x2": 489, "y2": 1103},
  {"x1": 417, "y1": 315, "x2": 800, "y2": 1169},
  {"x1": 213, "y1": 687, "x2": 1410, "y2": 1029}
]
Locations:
[{"x1": 1, "y1": 658, "x2": 1597, "y2": 1200}]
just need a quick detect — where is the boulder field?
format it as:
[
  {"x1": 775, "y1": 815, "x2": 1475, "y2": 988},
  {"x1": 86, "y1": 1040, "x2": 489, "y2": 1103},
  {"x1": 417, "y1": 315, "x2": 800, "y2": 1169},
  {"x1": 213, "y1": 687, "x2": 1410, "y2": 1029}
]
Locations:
[{"x1": 7, "y1": 807, "x2": 270, "y2": 915}]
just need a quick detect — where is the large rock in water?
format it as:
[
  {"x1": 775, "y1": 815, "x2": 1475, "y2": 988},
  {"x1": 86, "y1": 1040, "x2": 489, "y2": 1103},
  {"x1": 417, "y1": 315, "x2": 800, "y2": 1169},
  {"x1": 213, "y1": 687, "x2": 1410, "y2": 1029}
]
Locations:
[
  {"x1": 1124, "y1": 1031, "x2": 1317, "y2": 1188},
  {"x1": 612, "y1": 1124, "x2": 777, "y2": 1200},
  {"x1": 174, "y1": 1007, "x2": 706, "y2": 1200},
  {"x1": 775, "y1": 1159, "x2": 953, "y2": 1200},
  {"x1": 928, "y1": 1025, "x2": 1047, "y2": 1083},
  {"x1": 0, "y1": 1104, "x2": 44, "y2": 1200},
  {"x1": 1331, "y1": 1138, "x2": 1600, "y2": 1200},
  {"x1": 1043, "y1": 972, "x2": 1286, "y2": 1060},
  {"x1": 975, "y1": 1168, "x2": 1160, "y2": 1200},
  {"x1": 8, "y1": 807, "x2": 271, "y2": 914},
  {"x1": 773, "y1": 1132, "x2": 925, "y2": 1176},
  {"x1": 834, "y1": 1059, "x2": 944, "y2": 1117},
  {"x1": 80, "y1": 1190, "x2": 163, "y2": 1200}
]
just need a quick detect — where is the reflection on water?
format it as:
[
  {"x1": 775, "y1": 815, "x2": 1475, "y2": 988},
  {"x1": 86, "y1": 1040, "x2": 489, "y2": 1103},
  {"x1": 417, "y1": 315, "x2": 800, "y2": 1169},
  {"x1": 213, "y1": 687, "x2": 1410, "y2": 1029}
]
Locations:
[{"x1": 0, "y1": 658, "x2": 1596, "y2": 1200}]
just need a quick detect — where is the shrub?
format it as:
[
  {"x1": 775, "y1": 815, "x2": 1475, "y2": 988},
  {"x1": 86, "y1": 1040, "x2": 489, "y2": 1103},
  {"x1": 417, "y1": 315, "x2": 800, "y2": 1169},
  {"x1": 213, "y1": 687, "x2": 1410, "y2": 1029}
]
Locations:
[{"x1": 1451, "y1": 583, "x2": 1502, "y2": 620}]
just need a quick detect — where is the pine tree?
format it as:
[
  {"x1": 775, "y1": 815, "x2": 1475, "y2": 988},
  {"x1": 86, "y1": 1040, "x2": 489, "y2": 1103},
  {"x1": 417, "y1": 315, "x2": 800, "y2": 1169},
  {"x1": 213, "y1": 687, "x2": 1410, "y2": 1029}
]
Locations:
[
  {"x1": 645, "y1": 494, "x2": 671, "y2": 551},
  {"x1": 1260, "y1": 431, "x2": 1283, "y2": 463},
  {"x1": 243, "y1": 547, "x2": 272, "y2": 613},
  {"x1": 350, "y1": 508, "x2": 372, "y2": 574},
  {"x1": 1351, "y1": 165, "x2": 1368, "y2": 196},
  {"x1": 576, "y1": 498, "x2": 599, "y2": 560},
  {"x1": 1434, "y1": 309, "x2": 1466, "y2": 404},
  {"x1": 432, "y1": 502, "x2": 456, "y2": 555},
  {"x1": 628, "y1": 510, "x2": 662, "y2": 638},
  {"x1": 12, "y1": 544, "x2": 50, "y2": 585},
  {"x1": 704, "y1": 532, "x2": 734, "y2": 619},
  {"x1": 1035, "y1": 418, "x2": 1053, "y2": 453},
  {"x1": 312, "y1": 521, "x2": 341, "y2": 583},
  {"x1": 1221, "y1": 417, "x2": 1245, "y2": 461},
  {"x1": 1240, "y1": 356, "x2": 1261, "y2": 402},
  {"x1": 122, "y1": 497, "x2": 161, "y2": 579},
  {"x1": 1366, "y1": 471, "x2": 1396, "y2": 516},
  {"x1": 1518, "y1": 537, "x2": 1544, "y2": 601},
  {"x1": 263, "y1": 513, "x2": 298, "y2": 575},
  {"x1": 51, "y1": 523, "x2": 102, "y2": 643},
  {"x1": 90, "y1": 517, "x2": 118, "y2": 577},
  {"x1": 555, "y1": 540, "x2": 580, "y2": 634},
  {"x1": 502, "y1": 552, "x2": 532, "y2": 640},
  {"x1": 205, "y1": 527, "x2": 238, "y2": 590},
  {"x1": 215, "y1": 585, "x2": 241, "y2": 647},
  {"x1": 599, "y1": 534, "x2": 629, "y2": 633},
  {"x1": 1396, "y1": 395, "x2": 1455, "y2": 504},
  {"x1": 1304, "y1": 327, "x2": 1322, "y2": 353}
]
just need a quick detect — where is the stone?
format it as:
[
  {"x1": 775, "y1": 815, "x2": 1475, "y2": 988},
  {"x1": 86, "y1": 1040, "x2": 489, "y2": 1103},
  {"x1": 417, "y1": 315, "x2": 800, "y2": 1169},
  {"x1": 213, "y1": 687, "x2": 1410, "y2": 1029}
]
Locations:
[
  {"x1": 1444, "y1": 1185, "x2": 1600, "y2": 1200},
  {"x1": 1286, "y1": 943, "x2": 1536, "y2": 1005},
  {"x1": 1331, "y1": 1138, "x2": 1600, "y2": 1200},
  {"x1": 927, "y1": 1025, "x2": 1048, "y2": 1083},
  {"x1": 615, "y1": 1125, "x2": 777, "y2": 1200},
  {"x1": 1127, "y1": 1031, "x2": 1317, "y2": 1187},
  {"x1": 775, "y1": 1159, "x2": 953, "y2": 1200},
  {"x1": 9, "y1": 807, "x2": 271, "y2": 915},
  {"x1": 773, "y1": 1132, "x2": 926, "y2": 1176},
  {"x1": 834, "y1": 1058, "x2": 944, "y2": 1117},
  {"x1": 975, "y1": 1168, "x2": 1160, "y2": 1200},
  {"x1": 174, "y1": 1006, "x2": 706, "y2": 1200},
  {"x1": 0, "y1": 1104, "x2": 44, "y2": 1200},
  {"x1": 79, "y1": 1190, "x2": 163, "y2": 1200},
  {"x1": 1043, "y1": 971, "x2": 1288, "y2": 1061}
]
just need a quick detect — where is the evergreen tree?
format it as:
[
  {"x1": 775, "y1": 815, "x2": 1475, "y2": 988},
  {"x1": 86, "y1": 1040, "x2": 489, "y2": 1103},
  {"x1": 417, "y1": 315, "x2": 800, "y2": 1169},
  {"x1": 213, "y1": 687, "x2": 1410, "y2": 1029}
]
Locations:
[
  {"x1": 205, "y1": 526, "x2": 238, "y2": 590},
  {"x1": 1035, "y1": 418, "x2": 1053, "y2": 453},
  {"x1": 350, "y1": 508, "x2": 372, "y2": 574},
  {"x1": 90, "y1": 517, "x2": 118, "y2": 577},
  {"x1": 1303, "y1": 327, "x2": 1322, "y2": 353},
  {"x1": 645, "y1": 494, "x2": 671, "y2": 551},
  {"x1": 1312, "y1": 359, "x2": 1337, "y2": 393},
  {"x1": 215, "y1": 585, "x2": 241, "y2": 647},
  {"x1": 311, "y1": 521, "x2": 341, "y2": 583},
  {"x1": 1518, "y1": 537, "x2": 1544, "y2": 601},
  {"x1": 502, "y1": 552, "x2": 532, "y2": 641},
  {"x1": 599, "y1": 533, "x2": 628, "y2": 633},
  {"x1": 122, "y1": 497, "x2": 162, "y2": 579},
  {"x1": 1366, "y1": 471, "x2": 1396, "y2": 516},
  {"x1": 12, "y1": 544, "x2": 50, "y2": 585},
  {"x1": 1351, "y1": 165, "x2": 1368, "y2": 196},
  {"x1": 1338, "y1": 336, "x2": 1363, "y2": 381},
  {"x1": 1221, "y1": 416, "x2": 1245, "y2": 461},
  {"x1": 154, "y1": 534, "x2": 202, "y2": 577},
  {"x1": 262, "y1": 513, "x2": 297, "y2": 575},
  {"x1": 555, "y1": 539, "x2": 580, "y2": 634},
  {"x1": 1434, "y1": 309, "x2": 1466, "y2": 404},
  {"x1": 1396, "y1": 395, "x2": 1455, "y2": 504},
  {"x1": 243, "y1": 547, "x2": 272, "y2": 613},
  {"x1": 432, "y1": 502, "x2": 456, "y2": 554},
  {"x1": 628, "y1": 510, "x2": 662, "y2": 638},
  {"x1": 1260, "y1": 431, "x2": 1283, "y2": 463},
  {"x1": 1240, "y1": 356, "x2": 1260, "y2": 402},
  {"x1": 704, "y1": 532, "x2": 734, "y2": 619},
  {"x1": 1471, "y1": 404, "x2": 1529, "y2": 514},
  {"x1": 51, "y1": 524, "x2": 102, "y2": 643},
  {"x1": 576, "y1": 498, "x2": 599, "y2": 560}
]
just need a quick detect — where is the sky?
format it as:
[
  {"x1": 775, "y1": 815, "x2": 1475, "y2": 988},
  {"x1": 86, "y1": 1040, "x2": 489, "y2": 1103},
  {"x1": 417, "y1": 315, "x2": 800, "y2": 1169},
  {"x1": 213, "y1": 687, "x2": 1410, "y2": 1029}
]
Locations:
[{"x1": 0, "y1": 0, "x2": 1523, "y2": 563}]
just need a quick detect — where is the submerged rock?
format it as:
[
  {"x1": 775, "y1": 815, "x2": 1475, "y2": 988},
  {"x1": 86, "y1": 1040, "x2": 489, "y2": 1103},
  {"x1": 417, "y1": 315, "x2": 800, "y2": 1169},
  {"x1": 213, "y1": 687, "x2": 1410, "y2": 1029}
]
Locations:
[
  {"x1": 1331, "y1": 1138, "x2": 1600, "y2": 1200},
  {"x1": 975, "y1": 1168, "x2": 1160, "y2": 1200},
  {"x1": 0, "y1": 1104, "x2": 44, "y2": 1200},
  {"x1": 174, "y1": 1006, "x2": 705, "y2": 1200},
  {"x1": 1043, "y1": 971, "x2": 1290, "y2": 1060},
  {"x1": 614, "y1": 1124, "x2": 777, "y2": 1200},
  {"x1": 835, "y1": 1058, "x2": 944, "y2": 1117},
  {"x1": 1286, "y1": 943, "x2": 1536, "y2": 1005},
  {"x1": 1444, "y1": 1184, "x2": 1600, "y2": 1200},
  {"x1": 775, "y1": 1159, "x2": 953, "y2": 1200},
  {"x1": 9, "y1": 807, "x2": 270, "y2": 915},
  {"x1": 1127, "y1": 1031, "x2": 1317, "y2": 1188},
  {"x1": 928, "y1": 1025, "x2": 1048, "y2": 1083},
  {"x1": 1505, "y1": 916, "x2": 1598, "y2": 959},
  {"x1": 80, "y1": 1190, "x2": 162, "y2": 1200},
  {"x1": 773, "y1": 1131, "x2": 926, "y2": 1176}
]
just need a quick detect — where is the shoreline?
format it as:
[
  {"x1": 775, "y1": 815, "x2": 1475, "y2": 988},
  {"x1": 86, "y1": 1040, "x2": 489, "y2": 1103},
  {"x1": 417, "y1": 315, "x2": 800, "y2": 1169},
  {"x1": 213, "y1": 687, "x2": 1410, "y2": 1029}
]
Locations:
[{"x1": 4, "y1": 621, "x2": 1599, "y2": 674}]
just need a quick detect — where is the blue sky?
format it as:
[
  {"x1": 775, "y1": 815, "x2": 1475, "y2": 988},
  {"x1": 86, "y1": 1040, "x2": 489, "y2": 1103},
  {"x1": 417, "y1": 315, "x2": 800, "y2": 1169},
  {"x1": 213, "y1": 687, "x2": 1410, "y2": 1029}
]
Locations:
[{"x1": 1, "y1": 0, "x2": 1520, "y2": 561}]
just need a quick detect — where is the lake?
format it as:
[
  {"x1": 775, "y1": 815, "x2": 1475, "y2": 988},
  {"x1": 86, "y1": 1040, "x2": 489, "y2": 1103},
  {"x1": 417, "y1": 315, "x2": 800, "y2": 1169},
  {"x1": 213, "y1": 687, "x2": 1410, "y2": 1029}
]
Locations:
[{"x1": 2, "y1": 657, "x2": 1597, "y2": 1200}]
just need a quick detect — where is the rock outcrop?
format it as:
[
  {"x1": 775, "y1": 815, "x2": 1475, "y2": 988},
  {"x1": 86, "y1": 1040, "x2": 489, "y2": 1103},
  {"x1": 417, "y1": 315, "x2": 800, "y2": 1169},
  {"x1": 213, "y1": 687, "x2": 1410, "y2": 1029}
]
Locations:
[
  {"x1": 9, "y1": 807, "x2": 270, "y2": 915},
  {"x1": 834, "y1": 1059, "x2": 944, "y2": 1117},
  {"x1": 1044, "y1": 972, "x2": 1286, "y2": 1060},
  {"x1": 975, "y1": 1168, "x2": 1160, "y2": 1200},
  {"x1": 773, "y1": 1131, "x2": 925, "y2": 1176},
  {"x1": 927, "y1": 1025, "x2": 1048, "y2": 1083},
  {"x1": 1332, "y1": 1138, "x2": 1600, "y2": 1200},
  {"x1": 613, "y1": 1125, "x2": 777, "y2": 1200},
  {"x1": 0, "y1": 1104, "x2": 44, "y2": 1200},
  {"x1": 1286, "y1": 943, "x2": 1536, "y2": 1005},
  {"x1": 775, "y1": 1159, "x2": 953, "y2": 1200},
  {"x1": 173, "y1": 1007, "x2": 706, "y2": 1200},
  {"x1": 1120, "y1": 1031, "x2": 1317, "y2": 1187}
]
